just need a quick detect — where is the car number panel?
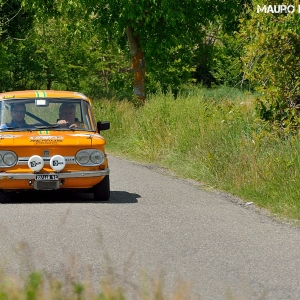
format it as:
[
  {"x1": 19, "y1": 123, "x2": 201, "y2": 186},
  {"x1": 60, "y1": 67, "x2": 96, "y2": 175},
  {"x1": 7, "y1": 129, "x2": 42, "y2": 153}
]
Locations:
[{"x1": 35, "y1": 174, "x2": 58, "y2": 180}]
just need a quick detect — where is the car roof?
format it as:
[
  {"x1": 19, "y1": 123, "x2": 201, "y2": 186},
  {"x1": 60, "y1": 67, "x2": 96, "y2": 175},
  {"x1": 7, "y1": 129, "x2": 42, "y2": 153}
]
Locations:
[{"x1": 0, "y1": 90, "x2": 91, "y2": 103}]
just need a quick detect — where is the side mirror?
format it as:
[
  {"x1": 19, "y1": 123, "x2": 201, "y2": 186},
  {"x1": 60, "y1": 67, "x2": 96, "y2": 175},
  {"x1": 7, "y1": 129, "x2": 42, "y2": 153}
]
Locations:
[{"x1": 97, "y1": 121, "x2": 110, "y2": 133}]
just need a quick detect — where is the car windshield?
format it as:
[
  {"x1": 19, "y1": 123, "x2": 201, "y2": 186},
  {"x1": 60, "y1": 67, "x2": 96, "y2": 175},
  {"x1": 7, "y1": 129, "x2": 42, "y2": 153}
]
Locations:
[{"x1": 0, "y1": 98, "x2": 95, "y2": 131}]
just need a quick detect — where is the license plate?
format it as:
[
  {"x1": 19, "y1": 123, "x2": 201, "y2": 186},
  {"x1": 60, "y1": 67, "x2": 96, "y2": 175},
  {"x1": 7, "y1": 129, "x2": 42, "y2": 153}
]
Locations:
[{"x1": 36, "y1": 174, "x2": 58, "y2": 180}]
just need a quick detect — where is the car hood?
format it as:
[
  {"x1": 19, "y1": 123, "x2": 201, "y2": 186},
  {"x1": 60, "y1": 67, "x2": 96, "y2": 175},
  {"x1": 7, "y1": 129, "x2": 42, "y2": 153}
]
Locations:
[{"x1": 0, "y1": 131, "x2": 105, "y2": 147}]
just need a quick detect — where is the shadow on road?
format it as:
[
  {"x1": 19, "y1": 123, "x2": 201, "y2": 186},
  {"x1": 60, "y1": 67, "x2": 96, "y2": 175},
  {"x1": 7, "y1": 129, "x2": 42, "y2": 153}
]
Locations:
[{"x1": 0, "y1": 190, "x2": 140, "y2": 204}]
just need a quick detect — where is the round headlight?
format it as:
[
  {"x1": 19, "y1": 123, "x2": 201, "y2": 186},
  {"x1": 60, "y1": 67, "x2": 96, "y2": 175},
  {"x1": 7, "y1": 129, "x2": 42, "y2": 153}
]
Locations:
[
  {"x1": 76, "y1": 151, "x2": 90, "y2": 164},
  {"x1": 90, "y1": 151, "x2": 104, "y2": 164},
  {"x1": 3, "y1": 152, "x2": 17, "y2": 166}
]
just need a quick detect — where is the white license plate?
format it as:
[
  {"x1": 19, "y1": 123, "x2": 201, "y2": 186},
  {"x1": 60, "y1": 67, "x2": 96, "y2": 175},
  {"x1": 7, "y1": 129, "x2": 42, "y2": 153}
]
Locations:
[{"x1": 36, "y1": 175, "x2": 58, "y2": 180}]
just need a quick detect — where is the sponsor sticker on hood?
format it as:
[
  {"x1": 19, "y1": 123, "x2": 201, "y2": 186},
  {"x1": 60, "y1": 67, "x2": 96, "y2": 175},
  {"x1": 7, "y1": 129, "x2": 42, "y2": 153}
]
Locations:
[{"x1": 30, "y1": 136, "x2": 63, "y2": 145}]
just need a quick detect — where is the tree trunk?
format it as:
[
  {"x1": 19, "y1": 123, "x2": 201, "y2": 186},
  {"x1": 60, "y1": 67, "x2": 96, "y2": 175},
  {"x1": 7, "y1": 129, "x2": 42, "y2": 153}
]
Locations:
[
  {"x1": 126, "y1": 26, "x2": 146, "y2": 101},
  {"x1": 46, "y1": 66, "x2": 52, "y2": 90}
]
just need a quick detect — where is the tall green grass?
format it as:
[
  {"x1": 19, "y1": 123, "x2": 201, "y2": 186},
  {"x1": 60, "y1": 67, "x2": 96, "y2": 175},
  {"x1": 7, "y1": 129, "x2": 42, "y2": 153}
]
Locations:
[{"x1": 94, "y1": 86, "x2": 300, "y2": 221}]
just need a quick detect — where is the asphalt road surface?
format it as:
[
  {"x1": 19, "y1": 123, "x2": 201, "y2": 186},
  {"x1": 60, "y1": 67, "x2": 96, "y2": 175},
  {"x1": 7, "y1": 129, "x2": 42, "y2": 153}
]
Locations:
[{"x1": 0, "y1": 155, "x2": 300, "y2": 299}]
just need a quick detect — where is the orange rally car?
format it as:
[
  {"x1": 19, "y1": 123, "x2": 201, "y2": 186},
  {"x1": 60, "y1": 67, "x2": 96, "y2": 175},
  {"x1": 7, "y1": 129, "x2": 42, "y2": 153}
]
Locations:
[{"x1": 0, "y1": 90, "x2": 110, "y2": 201}]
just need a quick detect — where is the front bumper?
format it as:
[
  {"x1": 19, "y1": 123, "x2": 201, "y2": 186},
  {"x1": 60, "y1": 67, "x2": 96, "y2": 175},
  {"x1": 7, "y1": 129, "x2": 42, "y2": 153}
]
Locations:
[{"x1": 0, "y1": 168, "x2": 110, "y2": 180}]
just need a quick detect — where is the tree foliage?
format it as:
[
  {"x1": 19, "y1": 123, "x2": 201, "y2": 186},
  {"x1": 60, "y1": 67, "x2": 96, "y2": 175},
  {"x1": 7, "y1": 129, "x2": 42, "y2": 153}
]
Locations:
[
  {"x1": 2, "y1": 0, "x2": 298, "y2": 133},
  {"x1": 0, "y1": 15, "x2": 131, "y2": 97},
  {"x1": 0, "y1": 0, "x2": 33, "y2": 41},
  {"x1": 21, "y1": 0, "x2": 250, "y2": 98},
  {"x1": 242, "y1": 0, "x2": 300, "y2": 133},
  {"x1": 90, "y1": 0, "x2": 251, "y2": 93}
]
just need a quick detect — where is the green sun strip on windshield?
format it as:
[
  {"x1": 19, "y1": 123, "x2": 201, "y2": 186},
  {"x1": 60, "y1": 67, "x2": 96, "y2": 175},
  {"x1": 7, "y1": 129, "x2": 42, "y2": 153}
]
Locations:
[{"x1": 35, "y1": 90, "x2": 47, "y2": 98}]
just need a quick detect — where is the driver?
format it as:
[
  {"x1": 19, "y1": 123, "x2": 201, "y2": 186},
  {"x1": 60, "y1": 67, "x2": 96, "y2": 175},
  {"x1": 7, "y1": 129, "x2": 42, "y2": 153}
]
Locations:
[
  {"x1": 6, "y1": 103, "x2": 30, "y2": 128},
  {"x1": 57, "y1": 103, "x2": 84, "y2": 128}
]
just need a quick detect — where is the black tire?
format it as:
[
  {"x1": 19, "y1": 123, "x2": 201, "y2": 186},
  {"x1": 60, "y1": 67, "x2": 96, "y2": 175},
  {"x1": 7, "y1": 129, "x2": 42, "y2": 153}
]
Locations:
[{"x1": 93, "y1": 175, "x2": 110, "y2": 201}]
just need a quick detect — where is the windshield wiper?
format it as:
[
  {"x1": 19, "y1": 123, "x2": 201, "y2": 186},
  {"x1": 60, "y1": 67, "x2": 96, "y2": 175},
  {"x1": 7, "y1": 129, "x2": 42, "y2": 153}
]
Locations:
[
  {"x1": 0, "y1": 124, "x2": 18, "y2": 130},
  {"x1": 0, "y1": 126, "x2": 34, "y2": 132},
  {"x1": 33, "y1": 125, "x2": 60, "y2": 129},
  {"x1": 5, "y1": 126, "x2": 19, "y2": 130}
]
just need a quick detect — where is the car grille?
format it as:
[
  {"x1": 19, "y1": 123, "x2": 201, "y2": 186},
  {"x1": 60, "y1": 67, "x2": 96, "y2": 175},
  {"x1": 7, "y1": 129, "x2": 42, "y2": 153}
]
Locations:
[{"x1": 34, "y1": 181, "x2": 59, "y2": 190}]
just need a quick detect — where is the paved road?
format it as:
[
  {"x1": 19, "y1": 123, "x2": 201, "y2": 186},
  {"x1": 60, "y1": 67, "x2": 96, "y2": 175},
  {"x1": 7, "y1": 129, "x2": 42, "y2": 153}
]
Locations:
[{"x1": 0, "y1": 155, "x2": 300, "y2": 299}]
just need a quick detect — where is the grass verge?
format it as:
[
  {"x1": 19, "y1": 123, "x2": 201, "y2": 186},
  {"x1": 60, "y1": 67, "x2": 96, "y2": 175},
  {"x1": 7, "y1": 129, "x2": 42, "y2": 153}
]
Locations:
[{"x1": 93, "y1": 86, "x2": 300, "y2": 222}]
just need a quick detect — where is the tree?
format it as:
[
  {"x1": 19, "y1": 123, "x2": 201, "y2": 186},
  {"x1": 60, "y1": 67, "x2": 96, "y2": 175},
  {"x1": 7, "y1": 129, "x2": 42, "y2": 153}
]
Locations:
[
  {"x1": 91, "y1": 0, "x2": 253, "y2": 100},
  {"x1": 22, "y1": 0, "x2": 249, "y2": 100},
  {"x1": 241, "y1": 0, "x2": 300, "y2": 134}
]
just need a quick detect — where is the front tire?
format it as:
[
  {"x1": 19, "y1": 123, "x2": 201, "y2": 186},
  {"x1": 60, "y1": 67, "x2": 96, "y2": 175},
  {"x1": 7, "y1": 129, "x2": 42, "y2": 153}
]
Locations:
[{"x1": 94, "y1": 175, "x2": 110, "y2": 201}]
